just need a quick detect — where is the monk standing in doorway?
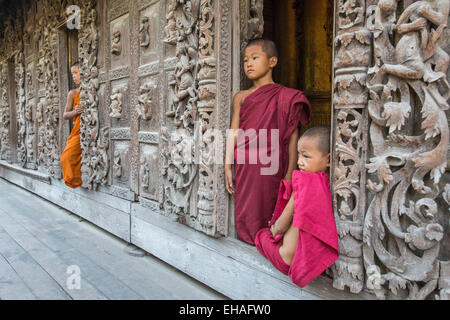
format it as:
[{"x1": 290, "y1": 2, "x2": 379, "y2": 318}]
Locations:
[
  {"x1": 61, "y1": 61, "x2": 83, "y2": 188},
  {"x1": 225, "y1": 39, "x2": 312, "y2": 245}
]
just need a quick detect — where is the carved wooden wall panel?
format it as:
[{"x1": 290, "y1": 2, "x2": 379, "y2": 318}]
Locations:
[
  {"x1": 363, "y1": 0, "x2": 449, "y2": 300},
  {"x1": 79, "y1": 0, "x2": 109, "y2": 190},
  {"x1": 331, "y1": 0, "x2": 450, "y2": 300},
  {"x1": 0, "y1": 62, "x2": 11, "y2": 161},
  {"x1": 330, "y1": 0, "x2": 370, "y2": 295},
  {"x1": 136, "y1": 0, "x2": 163, "y2": 208}
]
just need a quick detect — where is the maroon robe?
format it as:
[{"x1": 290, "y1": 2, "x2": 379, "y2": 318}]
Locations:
[
  {"x1": 233, "y1": 83, "x2": 311, "y2": 245},
  {"x1": 255, "y1": 171, "x2": 339, "y2": 288}
]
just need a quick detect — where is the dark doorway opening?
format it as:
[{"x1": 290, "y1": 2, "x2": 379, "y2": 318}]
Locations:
[{"x1": 262, "y1": 0, "x2": 334, "y2": 132}]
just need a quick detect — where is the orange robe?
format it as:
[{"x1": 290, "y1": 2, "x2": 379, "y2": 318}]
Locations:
[{"x1": 61, "y1": 91, "x2": 82, "y2": 188}]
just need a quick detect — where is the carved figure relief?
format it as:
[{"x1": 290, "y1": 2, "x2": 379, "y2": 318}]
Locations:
[
  {"x1": 0, "y1": 63, "x2": 10, "y2": 160},
  {"x1": 166, "y1": 73, "x2": 177, "y2": 117},
  {"x1": 36, "y1": 100, "x2": 45, "y2": 165},
  {"x1": 113, "y1": 149, "x2": 122, "y2": 178},
  {"x1": 109, "y1": 86, "x2": 125, "y2": 119},
  {"x1": 160, "y1": 126, "x2": 198, "y2": 216},
  {"x1": 25, "y1": 98, "x2": 35, "y2": 167},
  {"x1": 36, "y1": 58, "x2": 44, "y2": 85},
  {"x1": 164, "y1": 0, "x2": 178, "y2": 44},
  {"x1": 337, "y1": 0, "x2": 365, "y2": 29},
  {"x1": 161, "y1": 0, "x2": 201, "y2": 222},
  {"x1": 137, "y1": 81, "x2": 155, "y2": 121},
  {"x1": 140, "y1": 156, "x2": 150, "y2": 190},
  {"x1": 15, "y1": 50, "x2": 27, "y2": 167},
  {"x1": 111, "y1": 30, "x2": 122, "y2": 55},
  {"x1": 247, "y1": 0, "x2": 263, "y2": 40},
  {"x1": 26, "y1": 66, "x2": 32, "y2": 88},
  {"x1": 139, "y1": 16, "x2": 151, "y2": 48},
  {"x1": 139, "y1": 144, "x2": 159, "y2": 200}
]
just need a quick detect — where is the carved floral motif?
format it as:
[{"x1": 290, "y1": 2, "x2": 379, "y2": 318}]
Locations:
[
  {"x1": 362, "y1": 0, "x2": 449, "y2": 300},
  {"x1": 331, "y1": 0, "x2": 369, "y2": 294}
]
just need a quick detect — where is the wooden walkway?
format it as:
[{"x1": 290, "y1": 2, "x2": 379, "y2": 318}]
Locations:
[{"x1": 0, "y1": 177, "x2": 227, "y2": 300}]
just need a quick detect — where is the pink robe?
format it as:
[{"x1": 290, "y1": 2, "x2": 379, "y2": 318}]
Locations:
[
  {"x1": 234, "y1": 83, "x2": 311, "y2": 245},
  {"x1": 255, "y1": 170, "x2": 339, "y2": 288}
]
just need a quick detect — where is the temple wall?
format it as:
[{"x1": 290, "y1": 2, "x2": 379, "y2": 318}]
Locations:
[{"x1": 0, "y1": 0, "x2": 448, "y2": 300}]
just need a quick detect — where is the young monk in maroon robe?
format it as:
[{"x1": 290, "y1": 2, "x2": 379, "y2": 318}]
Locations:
[
  {"x1": 61, "y1": 61, "x2": 83, "y2": 188},
  {"x1": 225, "y1": 39, "x2": 312, "y2": 245},
  {"x1": 255, "y1": 125, "x2": 339, "y2": 288}
]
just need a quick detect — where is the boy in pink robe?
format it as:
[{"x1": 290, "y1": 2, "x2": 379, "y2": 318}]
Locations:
[
  {"x1": 225, "y1": 39, "x2": 311, "y2": 245},
  {"x1": 255, "y1": 125, "x2": 339, "y2": 288}
]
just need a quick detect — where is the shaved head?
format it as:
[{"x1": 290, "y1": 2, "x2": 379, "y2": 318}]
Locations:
[
  {"x1": 300, "y1": 125, "x2": 331, "y2": 155},
  {"x1": 245, "y1": 38, "x2": 279, "y2": 59}
]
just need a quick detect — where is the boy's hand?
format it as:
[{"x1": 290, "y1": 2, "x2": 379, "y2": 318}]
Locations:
[
  {"x1": 74, "y1": 104, "x2": 84, "y2": 115},
  {"x1": 270, "y1": 214, "x2": 291, "y2": 237},
  {"x1": 225, "y1": 165, "x2": 234, "y2": 194}
]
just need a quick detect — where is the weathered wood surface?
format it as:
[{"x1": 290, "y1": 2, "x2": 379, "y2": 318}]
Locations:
[{"x1": 0, "y1": 177, "x2": 226, "y2": 300}]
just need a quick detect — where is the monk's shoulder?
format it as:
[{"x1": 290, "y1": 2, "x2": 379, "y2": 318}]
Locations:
[
  {"x1": 68, "y1": 89, "x2": 78, "y2": 98},
  {"x1": 233, "y1": 90, "x2": 248, "y2": 107}
]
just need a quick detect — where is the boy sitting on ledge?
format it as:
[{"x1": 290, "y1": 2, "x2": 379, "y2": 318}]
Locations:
[{"x1": 255, "y1": 125, "x2": 339, "y2": 288}]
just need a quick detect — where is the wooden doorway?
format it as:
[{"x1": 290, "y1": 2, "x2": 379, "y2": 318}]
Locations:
[{"x1": 262, "y1": 0, "x2": 334, "y2": 133}]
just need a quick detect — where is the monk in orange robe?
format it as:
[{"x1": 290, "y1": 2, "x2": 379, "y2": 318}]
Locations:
[{"x1": 61, "y1": 61, "x2": 83, "y2": 188}]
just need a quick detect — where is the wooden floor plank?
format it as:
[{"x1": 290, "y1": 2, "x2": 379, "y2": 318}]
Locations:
[
  {"x1": 0, "y1": 252, "x2": 36, "y2": 300},
  {"x1": 3, "y1": 188, "x2": 220, "y2": 300},
  {"x1": 0, "y1": 178, "x2": 226, "y2": 300},
  {"x1": 0, "y1": 209, "x2": 108, "y2": 300},
  {"x1": 0, "y1": 224, "x2": 71, "y2": 300}
]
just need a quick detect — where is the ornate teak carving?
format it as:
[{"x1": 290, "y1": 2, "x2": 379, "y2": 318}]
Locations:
[
  {"x1": 196, "y1": 0, "x2": 218, "y2": 235},
  {"x1": 161, "y1": 0, "x2": 228, "y2": 236},
  {"x1": 162, "y1": 0, "x2": 201, "y2": 223},
  {"x1": 15, "y1": 49, "x2": 27, "y2": 168},
  {"x1": 137, "y1": 81, "x2": 155, "y2": 120},
  {"x1": 362, "y1": 0, "x2": 449, "y2": 300},
  {"x1": 332, "y1": 0, "x2": 450, "y2": 300},
  {"x1": 79, "y1": 0, "x2": 110, "y2": 190},
  {"x1": 0, "y1": 63, "x2": 10, "y2": 160},
  {"x1": 111, "y1": 30, "x2": 122, "y2": 55},
  {"x1": 139, "y1": 16, "x2": 151, "y2": 48},
  {"x1": 109, "y1": 86, "x2": 126, "y2": 119},
  {"x1": 113, "y1": 149, "x2": 122, "y2": 178}
]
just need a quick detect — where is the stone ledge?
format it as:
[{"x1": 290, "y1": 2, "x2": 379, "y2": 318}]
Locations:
[
  {"x1": 0, "y1": 165, "x2": 131, "y2": 242},
  {"x1": 0, "y1": 160, "x2": 51, "y2": 184}
]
